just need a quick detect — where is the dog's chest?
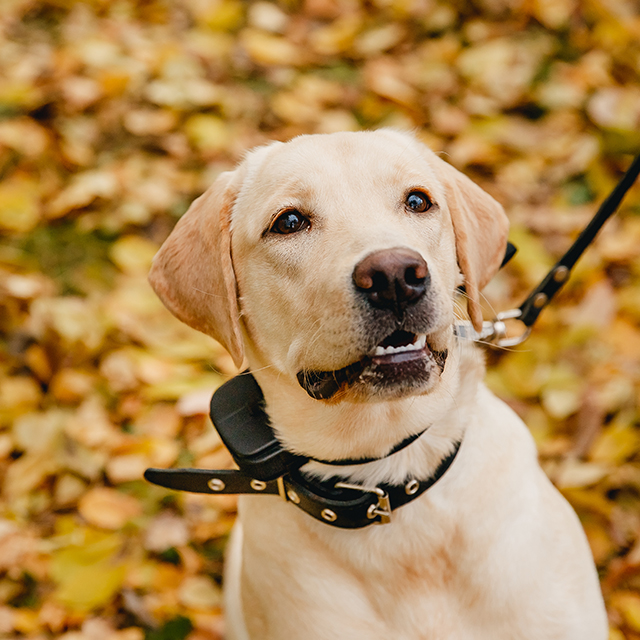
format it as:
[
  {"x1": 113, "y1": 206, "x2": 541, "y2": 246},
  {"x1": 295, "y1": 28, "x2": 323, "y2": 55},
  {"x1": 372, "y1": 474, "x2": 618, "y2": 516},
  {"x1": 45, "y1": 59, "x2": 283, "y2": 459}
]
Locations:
[{"x1": 243, "y1": 494, "x2": 492, "y2": 631}]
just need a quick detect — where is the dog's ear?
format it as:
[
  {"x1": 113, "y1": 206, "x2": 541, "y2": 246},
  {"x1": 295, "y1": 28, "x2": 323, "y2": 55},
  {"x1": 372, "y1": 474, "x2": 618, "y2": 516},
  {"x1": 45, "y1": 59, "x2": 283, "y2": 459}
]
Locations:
[
  {"x1": 149, "y1": 170, "x2": 245, "y2": 367},
  {"x1": 433, "y1": 156, "x2": 509, "y2": 332}
]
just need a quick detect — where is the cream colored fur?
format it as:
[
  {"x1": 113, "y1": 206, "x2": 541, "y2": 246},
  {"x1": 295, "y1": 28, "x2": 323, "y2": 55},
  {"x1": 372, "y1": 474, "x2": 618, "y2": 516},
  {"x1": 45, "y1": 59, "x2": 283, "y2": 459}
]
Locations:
[{"x1": 149, "y1": 130, "x2": 607, "y2": 640}]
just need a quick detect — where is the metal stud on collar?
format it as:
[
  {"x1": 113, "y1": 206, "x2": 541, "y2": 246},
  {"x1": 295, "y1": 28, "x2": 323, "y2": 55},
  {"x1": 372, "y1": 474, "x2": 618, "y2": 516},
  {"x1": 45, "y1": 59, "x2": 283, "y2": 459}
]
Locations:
[
  {"x1": 321, "y1": 508, "x2": 337, "y2": 522},
  {"x1": 405, "y1": 479, "x2": 420, "y2": 495},
  {"x1": 207, "y1": 478, "x2": 225, "y2": 491}
]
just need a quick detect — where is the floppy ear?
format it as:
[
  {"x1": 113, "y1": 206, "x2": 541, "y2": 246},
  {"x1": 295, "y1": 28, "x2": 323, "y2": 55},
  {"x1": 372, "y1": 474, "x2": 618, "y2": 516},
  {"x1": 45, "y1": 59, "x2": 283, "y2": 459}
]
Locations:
[
  {"x1": 432, "y1": 156, "x2": 509, "y2": 332},
  {"x1": 149, "y1": 170, "x2": 245, "y2": 367}
]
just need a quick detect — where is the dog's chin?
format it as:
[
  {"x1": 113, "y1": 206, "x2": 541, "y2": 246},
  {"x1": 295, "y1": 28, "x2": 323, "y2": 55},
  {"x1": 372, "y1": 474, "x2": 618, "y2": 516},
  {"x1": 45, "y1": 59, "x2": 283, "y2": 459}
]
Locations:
[{"x1": 296, "y1": 330, "x2": 448, "y2": 402}]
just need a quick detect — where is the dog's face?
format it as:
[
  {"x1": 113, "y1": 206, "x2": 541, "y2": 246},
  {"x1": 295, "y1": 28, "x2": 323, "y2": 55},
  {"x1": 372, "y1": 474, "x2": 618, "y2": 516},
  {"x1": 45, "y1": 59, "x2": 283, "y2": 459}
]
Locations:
[
  {"x1": 231, "y1": 133, "x2": 457, "y2": 401},
  {"x1": 150, "y1": 130, "x2": 508, "y2": 403}
]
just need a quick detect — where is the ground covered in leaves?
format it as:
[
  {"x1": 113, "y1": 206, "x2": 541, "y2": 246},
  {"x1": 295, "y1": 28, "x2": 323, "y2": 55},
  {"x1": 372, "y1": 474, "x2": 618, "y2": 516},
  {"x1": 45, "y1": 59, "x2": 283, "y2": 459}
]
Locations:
[{"x1": 1, "y1": 0, "x2": 640, "y2": 638}]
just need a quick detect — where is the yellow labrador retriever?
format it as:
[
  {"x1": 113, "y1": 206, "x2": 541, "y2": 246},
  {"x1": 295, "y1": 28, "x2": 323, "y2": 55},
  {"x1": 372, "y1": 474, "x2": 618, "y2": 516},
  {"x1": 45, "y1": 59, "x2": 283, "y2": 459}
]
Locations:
[{"x1": 149, "y1": 130, "x2": 607, "y2": 640}]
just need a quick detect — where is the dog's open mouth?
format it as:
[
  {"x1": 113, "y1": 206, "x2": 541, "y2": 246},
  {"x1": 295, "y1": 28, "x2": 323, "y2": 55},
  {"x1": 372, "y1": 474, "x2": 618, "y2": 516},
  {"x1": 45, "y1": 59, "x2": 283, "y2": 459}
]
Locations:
[{"x1": 297, "y1": 330, "x2": 447, "y2": 400}]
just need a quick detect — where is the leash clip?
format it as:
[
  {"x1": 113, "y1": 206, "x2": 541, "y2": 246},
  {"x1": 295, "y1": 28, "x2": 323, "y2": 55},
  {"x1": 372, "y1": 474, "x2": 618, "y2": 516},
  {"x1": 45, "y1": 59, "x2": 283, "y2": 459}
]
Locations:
[
  {"x1": 482, "y1": 309, "x2": 531, "y2": 348},
  {"x1": 334, "y1": 481, "x2": 392, "y2": 524},
  {"x1": 455, "y1": 309, "x2": 531, "y2": 347}
]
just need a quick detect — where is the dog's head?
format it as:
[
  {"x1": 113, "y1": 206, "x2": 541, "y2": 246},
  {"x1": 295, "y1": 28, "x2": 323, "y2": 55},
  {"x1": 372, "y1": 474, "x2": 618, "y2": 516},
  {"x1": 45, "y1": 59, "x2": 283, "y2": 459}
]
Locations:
[{"x1": 150, "y1": 130, "x2": 508, "y2": 402}]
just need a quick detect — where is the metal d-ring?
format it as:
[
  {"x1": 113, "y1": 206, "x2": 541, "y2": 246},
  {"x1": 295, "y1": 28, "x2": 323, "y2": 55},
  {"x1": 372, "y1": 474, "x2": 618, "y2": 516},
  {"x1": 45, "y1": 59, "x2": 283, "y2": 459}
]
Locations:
[
  {"x1": 491, "y1": 309, "x2": 531, "y2": 347},
  {"x1": 457, "y1": 308, "x2": 531, "y2": 348}
]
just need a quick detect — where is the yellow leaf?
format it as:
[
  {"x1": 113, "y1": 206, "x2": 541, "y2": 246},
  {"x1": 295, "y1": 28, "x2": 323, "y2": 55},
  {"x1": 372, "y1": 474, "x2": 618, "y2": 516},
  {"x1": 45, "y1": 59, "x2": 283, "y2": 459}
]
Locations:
[
  {"x1": 47, "y1": 170, "x2": 119, "y2": 219},
  {"x1": 106, "y1": 454, "x2": 150, "y2": 484},
  {"x1": 555, "y1": 459, "x2": 609, "y2": 489},
  {"x1": 608, "y1": 627, "x2": 625, "y2": 640},
  {"x1": 54, "y1": 474, "x2": 88, "y2": 508},
  {"x1": 123, "y1": 109, "x2": 177, "y2": 136},
  {"x1": 49, "y1": 368, "x2": 96, "y2": 404},
  {"x1": 582, "y1": 518, "x2": 615, "y2": 565},
  {"x1": 185, "y1": 114, "x2": 231, "y2": 153},
  {"x1": 110, "y1": 235, "x2": 159, "y2": 276},
  {"x1": 0, "y1": 376, "x2": 42, "y2": 420},
  {"x1": 365, "y1": 59, "x2": 417, "y2": 108},
  {"x1": 308, "y1": 15, "x2": 361, "y2": 56},
  {"x1": 29, "y1": 297, "x2": 107, "y2": 351},
  {"x1": 0, "y1": 117, "x2": 48, "y2": 158},
  {"x1": 240, "y1": 29, "x2": 303, "y2": 66},
  {"x1": 179, "y1": 575, "x2": 222, "y2": 610},
  {"x1": 0, "y1": 175, "x2": 40, "y2": 233},
  {"x1": 13, "y1": 410, "x2": 66, "y2": 453},
  {"x1": 532, "y1": 0, "x2": 577, "y2": 28},
  {"x1": 11, "y1": 608, "x2": 39, "y2": 634},
  {"x1": 588, "y1": 87, "x2": 640, "y2": 132},
  {"x1": 144, "y1": 512, "x2": 189, "y2": 553},
  {"x1": 610, "y1": 592, "x2": 640, "y2": 632},
  {"x1": 4, "y1": 450, "x2": 59, "y2": 501},
  {"x1": 354, "y1": 24, "x2": 404, "y2": 57},
  {"x1": 200, "y1": 0, "x2": 245, "y2": 31},
  {"x1": 248, "y1": 2, "x2": 289, "y2": 33},
  {"x1": 51, "y1": 530, "x2": 127, "y2": 612},
  {"x1": 590, "y1": 415, "x2": 640, "y2": 465}
]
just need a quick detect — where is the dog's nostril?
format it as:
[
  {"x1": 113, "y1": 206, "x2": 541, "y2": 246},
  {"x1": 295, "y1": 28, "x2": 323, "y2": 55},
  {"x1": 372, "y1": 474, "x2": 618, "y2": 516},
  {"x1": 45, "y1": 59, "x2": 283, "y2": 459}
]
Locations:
[
  {"x1": 371, "y1": 271, "x2": 389, "y2": 293},
  {"x1": 405, "y1": 265, "x2": 427, "y2": 286}
]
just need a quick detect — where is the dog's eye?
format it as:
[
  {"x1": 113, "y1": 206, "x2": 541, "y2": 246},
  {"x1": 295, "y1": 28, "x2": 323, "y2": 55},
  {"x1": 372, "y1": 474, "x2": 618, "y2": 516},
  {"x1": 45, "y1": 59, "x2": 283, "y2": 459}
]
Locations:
[
  {"x1": 405, "y1": 191, "x2": 432, "y2": 213},
  {"x1": 270, "y1": 209, "x2": 310, "y2": 235}
]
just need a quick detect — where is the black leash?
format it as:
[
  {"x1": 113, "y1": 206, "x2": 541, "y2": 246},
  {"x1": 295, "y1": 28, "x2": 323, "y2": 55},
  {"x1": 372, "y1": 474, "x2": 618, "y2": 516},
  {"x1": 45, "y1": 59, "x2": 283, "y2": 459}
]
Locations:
[{"x1": 473, "y1": 153, "x2": 640, "y2": 347}]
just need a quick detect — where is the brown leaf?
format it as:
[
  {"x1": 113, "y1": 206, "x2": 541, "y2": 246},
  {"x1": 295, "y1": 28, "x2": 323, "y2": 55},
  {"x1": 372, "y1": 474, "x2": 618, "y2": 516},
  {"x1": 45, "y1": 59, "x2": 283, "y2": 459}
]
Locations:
[{"x1": 78, "y1": 487, "x2": 142, "y2": 530}]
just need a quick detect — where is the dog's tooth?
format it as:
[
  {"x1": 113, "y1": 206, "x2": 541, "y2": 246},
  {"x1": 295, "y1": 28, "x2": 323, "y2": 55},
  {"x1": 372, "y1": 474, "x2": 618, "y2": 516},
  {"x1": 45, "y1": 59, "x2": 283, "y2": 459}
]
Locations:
[{"x1": 374, "y1": 338, "x2": 428, "y2": 356}]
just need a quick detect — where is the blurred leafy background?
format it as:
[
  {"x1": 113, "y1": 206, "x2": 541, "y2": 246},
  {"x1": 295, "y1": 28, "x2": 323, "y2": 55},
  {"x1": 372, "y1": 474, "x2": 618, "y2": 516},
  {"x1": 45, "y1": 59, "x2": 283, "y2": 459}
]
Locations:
[{"x1": 1, "y1": 0, "x2": 640, "y2": 638}]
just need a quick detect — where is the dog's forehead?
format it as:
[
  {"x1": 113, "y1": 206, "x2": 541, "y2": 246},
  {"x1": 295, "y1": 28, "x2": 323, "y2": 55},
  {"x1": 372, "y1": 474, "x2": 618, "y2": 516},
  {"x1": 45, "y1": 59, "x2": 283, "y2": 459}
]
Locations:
[{"x1": 235, "y1": 131, "x2": 443, "y2": 218}]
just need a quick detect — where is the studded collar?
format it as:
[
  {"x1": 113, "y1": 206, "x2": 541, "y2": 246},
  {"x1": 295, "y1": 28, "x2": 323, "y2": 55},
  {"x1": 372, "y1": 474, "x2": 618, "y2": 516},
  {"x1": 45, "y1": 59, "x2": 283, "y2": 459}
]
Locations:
[{"x1": 144, "y1": 371, "x2": 463, "y2": 528}]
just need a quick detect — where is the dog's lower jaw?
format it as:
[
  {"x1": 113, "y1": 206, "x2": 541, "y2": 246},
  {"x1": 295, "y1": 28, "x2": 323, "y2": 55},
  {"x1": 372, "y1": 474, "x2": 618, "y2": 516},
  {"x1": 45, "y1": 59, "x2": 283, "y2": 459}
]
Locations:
[
  {"x1": 297, "y1": 346, "x2": 448, "y2": 402},
  {"x1": 249, "y1": 341, "x2": 469, "y2": 471}
]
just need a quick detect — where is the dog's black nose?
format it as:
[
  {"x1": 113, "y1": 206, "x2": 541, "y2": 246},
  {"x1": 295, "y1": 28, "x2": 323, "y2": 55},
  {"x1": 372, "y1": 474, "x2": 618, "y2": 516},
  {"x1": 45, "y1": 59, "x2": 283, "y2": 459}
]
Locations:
[{"x1": 353, "y1": 248, "x2": 429, "y2": 317}]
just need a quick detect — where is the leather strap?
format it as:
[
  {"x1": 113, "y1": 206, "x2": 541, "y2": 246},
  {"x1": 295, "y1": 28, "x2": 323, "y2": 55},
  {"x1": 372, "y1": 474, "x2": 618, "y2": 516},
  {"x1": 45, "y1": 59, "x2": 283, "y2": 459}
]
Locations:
[
  {"x1": 308, "y1": 428, "x2": 427, "y2": 466},
  {"x1": 144, "y1": 439, "x2": 462, "y2": 529},
  {"x1": 518, "y1": 153, "x2": 640, "y2": 328}
]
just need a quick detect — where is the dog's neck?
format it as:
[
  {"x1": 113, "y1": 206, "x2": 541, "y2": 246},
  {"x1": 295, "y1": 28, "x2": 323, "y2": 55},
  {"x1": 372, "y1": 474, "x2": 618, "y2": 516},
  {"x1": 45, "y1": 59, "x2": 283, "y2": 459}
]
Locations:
[{"x1": 250, "y1": 341, "x2": 484, "y2": 485}]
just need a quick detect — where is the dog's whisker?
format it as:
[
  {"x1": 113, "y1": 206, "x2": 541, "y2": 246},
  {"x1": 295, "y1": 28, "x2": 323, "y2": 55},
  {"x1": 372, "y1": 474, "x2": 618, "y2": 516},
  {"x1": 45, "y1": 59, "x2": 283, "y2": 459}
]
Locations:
[{"x1": 191, "y1": 286, "x2": 226, "y2": 299}]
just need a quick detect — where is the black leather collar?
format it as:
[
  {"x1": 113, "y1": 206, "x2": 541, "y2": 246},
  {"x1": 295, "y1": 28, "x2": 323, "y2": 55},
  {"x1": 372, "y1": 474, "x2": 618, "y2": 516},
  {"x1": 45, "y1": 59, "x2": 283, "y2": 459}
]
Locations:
[
  {"x1": 144, "y1": 372, "x2": 463, "y2": 529},
  {"x1": 144, "y1": 439, "x2": 462, "y2": 529}
]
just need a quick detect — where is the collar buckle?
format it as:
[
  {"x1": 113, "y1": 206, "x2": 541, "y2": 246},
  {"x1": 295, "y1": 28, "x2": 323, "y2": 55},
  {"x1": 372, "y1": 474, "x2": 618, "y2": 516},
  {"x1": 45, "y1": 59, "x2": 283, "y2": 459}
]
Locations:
[{"x1": 335, "y1": 481, "x2": 392, "y2": 525}]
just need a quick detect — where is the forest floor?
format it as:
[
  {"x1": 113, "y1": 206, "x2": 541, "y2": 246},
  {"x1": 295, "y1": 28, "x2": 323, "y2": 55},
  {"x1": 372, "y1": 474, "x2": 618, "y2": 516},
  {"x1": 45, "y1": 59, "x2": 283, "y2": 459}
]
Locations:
[{"x1": 1, "y1": 1, "x2": 640, "y2": 638}]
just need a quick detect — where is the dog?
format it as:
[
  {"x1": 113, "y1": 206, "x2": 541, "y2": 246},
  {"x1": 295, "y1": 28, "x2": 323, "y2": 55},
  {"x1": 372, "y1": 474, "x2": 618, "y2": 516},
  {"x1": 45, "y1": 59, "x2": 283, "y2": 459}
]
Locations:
[{"x1": 149, "y1": 130, "x2": 607, "y2": 639}]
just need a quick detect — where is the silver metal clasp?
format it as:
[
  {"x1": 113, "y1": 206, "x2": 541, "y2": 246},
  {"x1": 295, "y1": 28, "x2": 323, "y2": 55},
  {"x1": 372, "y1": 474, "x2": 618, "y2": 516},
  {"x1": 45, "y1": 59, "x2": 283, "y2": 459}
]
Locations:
[
  {"x1": 334, "y1": 481, "x2": 392, "y2": 525},
  {"x1": 455, "y1": 309, "x2": 531, "y2": 348},
  {"x1": 489, "y1": 309, "x2": 531, "y2": 347}
]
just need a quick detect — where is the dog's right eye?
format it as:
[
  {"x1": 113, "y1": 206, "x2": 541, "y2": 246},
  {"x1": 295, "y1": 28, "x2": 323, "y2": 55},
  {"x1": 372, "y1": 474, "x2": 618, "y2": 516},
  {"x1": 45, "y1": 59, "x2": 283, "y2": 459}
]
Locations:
[{"x1": 270, "y1": 210, "x2": 310, "y2": 235}]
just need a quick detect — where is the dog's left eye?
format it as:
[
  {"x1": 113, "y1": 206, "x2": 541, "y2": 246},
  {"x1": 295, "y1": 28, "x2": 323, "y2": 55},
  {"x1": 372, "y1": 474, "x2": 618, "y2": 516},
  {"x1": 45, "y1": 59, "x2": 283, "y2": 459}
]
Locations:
[
  {"x1": 405, "y1": 191, "x2": 432, "y2": 213},
  {"x1": 270, "y1": 210, "x2": 310, "y2": 235}
]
